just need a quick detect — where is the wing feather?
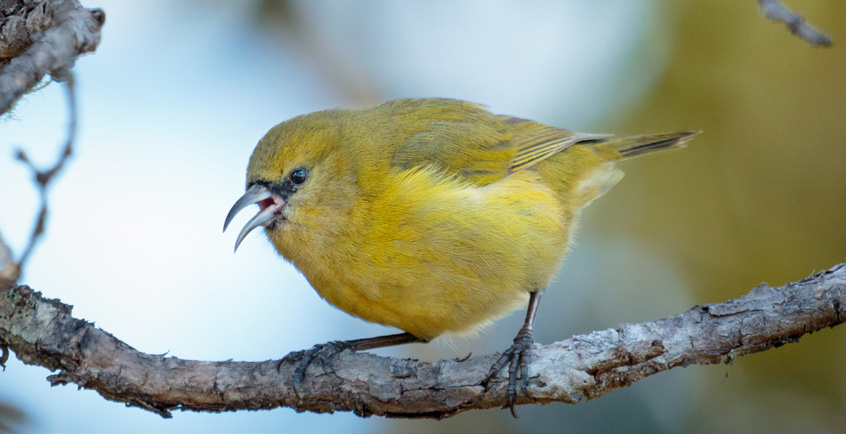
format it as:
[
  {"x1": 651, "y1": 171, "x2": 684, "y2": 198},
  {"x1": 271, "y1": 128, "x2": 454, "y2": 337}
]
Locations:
[{"x1": 383, "y1": 99, "x2": 607, "y2": 185}]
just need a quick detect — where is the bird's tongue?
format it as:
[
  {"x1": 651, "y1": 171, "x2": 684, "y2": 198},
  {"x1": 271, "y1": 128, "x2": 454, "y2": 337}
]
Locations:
[{"x1": 258, "y1": 197, "x2": 278, "y2": 210}]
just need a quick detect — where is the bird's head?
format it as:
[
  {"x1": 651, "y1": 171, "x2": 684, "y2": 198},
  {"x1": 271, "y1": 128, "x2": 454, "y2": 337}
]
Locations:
[{"x1": 223, "y1": 111, "x2": 360, "y2": 254}]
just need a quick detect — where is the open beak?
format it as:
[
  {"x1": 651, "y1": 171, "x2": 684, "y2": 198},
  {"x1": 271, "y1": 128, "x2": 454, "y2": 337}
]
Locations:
[{"x1": 223, "y1": 184, "x2": 285, "y2": 253}]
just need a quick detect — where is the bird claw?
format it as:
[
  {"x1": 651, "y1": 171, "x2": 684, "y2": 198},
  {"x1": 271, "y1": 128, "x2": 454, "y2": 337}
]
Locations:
[
  {"x1": 278, "y1": 341, "x2": 352, "y2": 398},
  {"x1": 483, "y1": 328, "x2": 535, "y2": 418}
]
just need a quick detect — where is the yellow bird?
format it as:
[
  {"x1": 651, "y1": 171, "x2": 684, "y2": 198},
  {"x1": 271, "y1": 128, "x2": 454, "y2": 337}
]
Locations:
[{"x1": 224, "y1": 98, "x2": 697, "y2": 414}]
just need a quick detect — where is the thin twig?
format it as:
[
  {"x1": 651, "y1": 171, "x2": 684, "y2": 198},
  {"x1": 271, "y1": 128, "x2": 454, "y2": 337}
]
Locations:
[
  {"x1": 0, "y1": 73, "x2": 76, "y2": 287},
  {"x1": 0, "y1": 264, "x2": 843, "y2": 418},
  {"x1": 757, "y1": 0, "x2": 833, "y2": 47},
  {"x1": 14, "y1": 72, "x2": 75, "y2": 271},
  {"x1": 0, "y1": 0, "x2": 91, "y2": 286}
]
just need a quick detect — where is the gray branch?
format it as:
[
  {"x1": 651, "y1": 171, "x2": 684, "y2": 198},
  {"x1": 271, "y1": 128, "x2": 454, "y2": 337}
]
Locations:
[
  {"x1": 0, "y1": 72, "x2": 76, "y2": 287},
  {"x1": 0, "y1": 0, "x2": 104, "y2": 114},
  {"x1": 757, "y1": 0, "x2": 833, "y2": 47},
  {"x1": 1, "y1": 264, "x2": 843, "y2": 419}
]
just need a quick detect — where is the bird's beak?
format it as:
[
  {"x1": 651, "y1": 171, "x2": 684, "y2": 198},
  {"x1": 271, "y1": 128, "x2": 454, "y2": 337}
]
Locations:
[{"x1": 223, "y1": 184, "x2": 285, "y2": 253}]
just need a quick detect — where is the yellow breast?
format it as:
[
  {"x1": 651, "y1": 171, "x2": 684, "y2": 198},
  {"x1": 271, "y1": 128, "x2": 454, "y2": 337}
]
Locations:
[{"x1": 271, "y1": 166, "x2": 570, "y2": 340}]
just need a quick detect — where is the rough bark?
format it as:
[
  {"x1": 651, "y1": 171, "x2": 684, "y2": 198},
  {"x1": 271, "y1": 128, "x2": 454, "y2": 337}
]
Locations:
[
  {"x1": 1, "y1": 264, "x2": 843, "y2": 419},
  {"x1": 0, "y1": 0, "x2": 103, "y2": 114}
]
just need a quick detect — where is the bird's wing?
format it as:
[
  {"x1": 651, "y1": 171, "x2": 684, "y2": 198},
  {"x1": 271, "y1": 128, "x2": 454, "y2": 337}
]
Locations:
[
  {"x1": 501, "y1": 116, "x2": 610, "y2": 175},
  {"x1": 386, "y1": 99, "x2": 608, "y2": 186}
]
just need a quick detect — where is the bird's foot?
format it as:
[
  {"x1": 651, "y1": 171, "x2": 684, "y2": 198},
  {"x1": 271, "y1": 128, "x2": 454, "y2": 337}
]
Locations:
[
  {"x1": 484, "y1": 327, "x2": 536, "y2": 418},
  {"x1": 278, "y1": 340, "x2": 352, "y2": 398}
]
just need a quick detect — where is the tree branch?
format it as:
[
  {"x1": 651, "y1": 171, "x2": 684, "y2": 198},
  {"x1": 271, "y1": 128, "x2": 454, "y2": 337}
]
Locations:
[
  {"x1": 0, "y1": 264, "x2": 843, "y2": 419},
  {"x1": 0, "y1": 70, "x2": 75, "y2": 288},
  {"x1": 0, "y1": 0, "x2": 104, "y2": 114},
  {"x1": 757, "y1": 0, "x2": 833, "y2": 47}
]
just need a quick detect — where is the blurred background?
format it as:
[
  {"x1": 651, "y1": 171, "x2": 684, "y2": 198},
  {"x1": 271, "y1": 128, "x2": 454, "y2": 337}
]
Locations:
[{"x1": 1, "y1": 0, "x2": 844, "y2": 432}]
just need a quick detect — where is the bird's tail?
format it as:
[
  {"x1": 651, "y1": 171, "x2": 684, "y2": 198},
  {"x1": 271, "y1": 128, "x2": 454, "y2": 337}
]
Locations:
[
  {"x1": 549, "y1": 130, "x2": 700, "y2": 210},
  {"x1": 594, "y1": 130, "x2": 701, "y2": 160}
]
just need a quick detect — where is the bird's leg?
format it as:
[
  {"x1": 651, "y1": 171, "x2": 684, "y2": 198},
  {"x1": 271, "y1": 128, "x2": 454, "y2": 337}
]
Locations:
[
  {"x1": 484, "y1": 290, "x2": 543, "y2": 418},
  {"x1": 279, "y1": 332, "x2": 425, "y2": 396}
]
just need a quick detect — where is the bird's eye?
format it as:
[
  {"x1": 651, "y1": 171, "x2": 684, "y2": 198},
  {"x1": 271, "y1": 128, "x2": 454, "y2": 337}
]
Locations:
[{"x1": 290, "y1": 167, "x2": 309, "y2": 185}]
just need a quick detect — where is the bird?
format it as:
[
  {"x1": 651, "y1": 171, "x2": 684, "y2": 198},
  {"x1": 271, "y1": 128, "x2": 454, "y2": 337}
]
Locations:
[{"x1": 223, "y1": 98, "x2": 697, "y2": 415}]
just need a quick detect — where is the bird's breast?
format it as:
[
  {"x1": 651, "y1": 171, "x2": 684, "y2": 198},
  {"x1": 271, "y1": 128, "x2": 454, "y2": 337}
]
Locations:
[{"x1": 273, "y1": 167, "x2": 571, "y2": 339}]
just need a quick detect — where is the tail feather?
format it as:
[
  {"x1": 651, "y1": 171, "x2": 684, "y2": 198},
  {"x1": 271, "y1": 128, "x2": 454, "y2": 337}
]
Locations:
[
  {"x1": 594, "y1": 131, "x2": 701, "y2": 159},
  {"x1": 560, "y1": 130, "x2": 699, "y2": 209}
]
